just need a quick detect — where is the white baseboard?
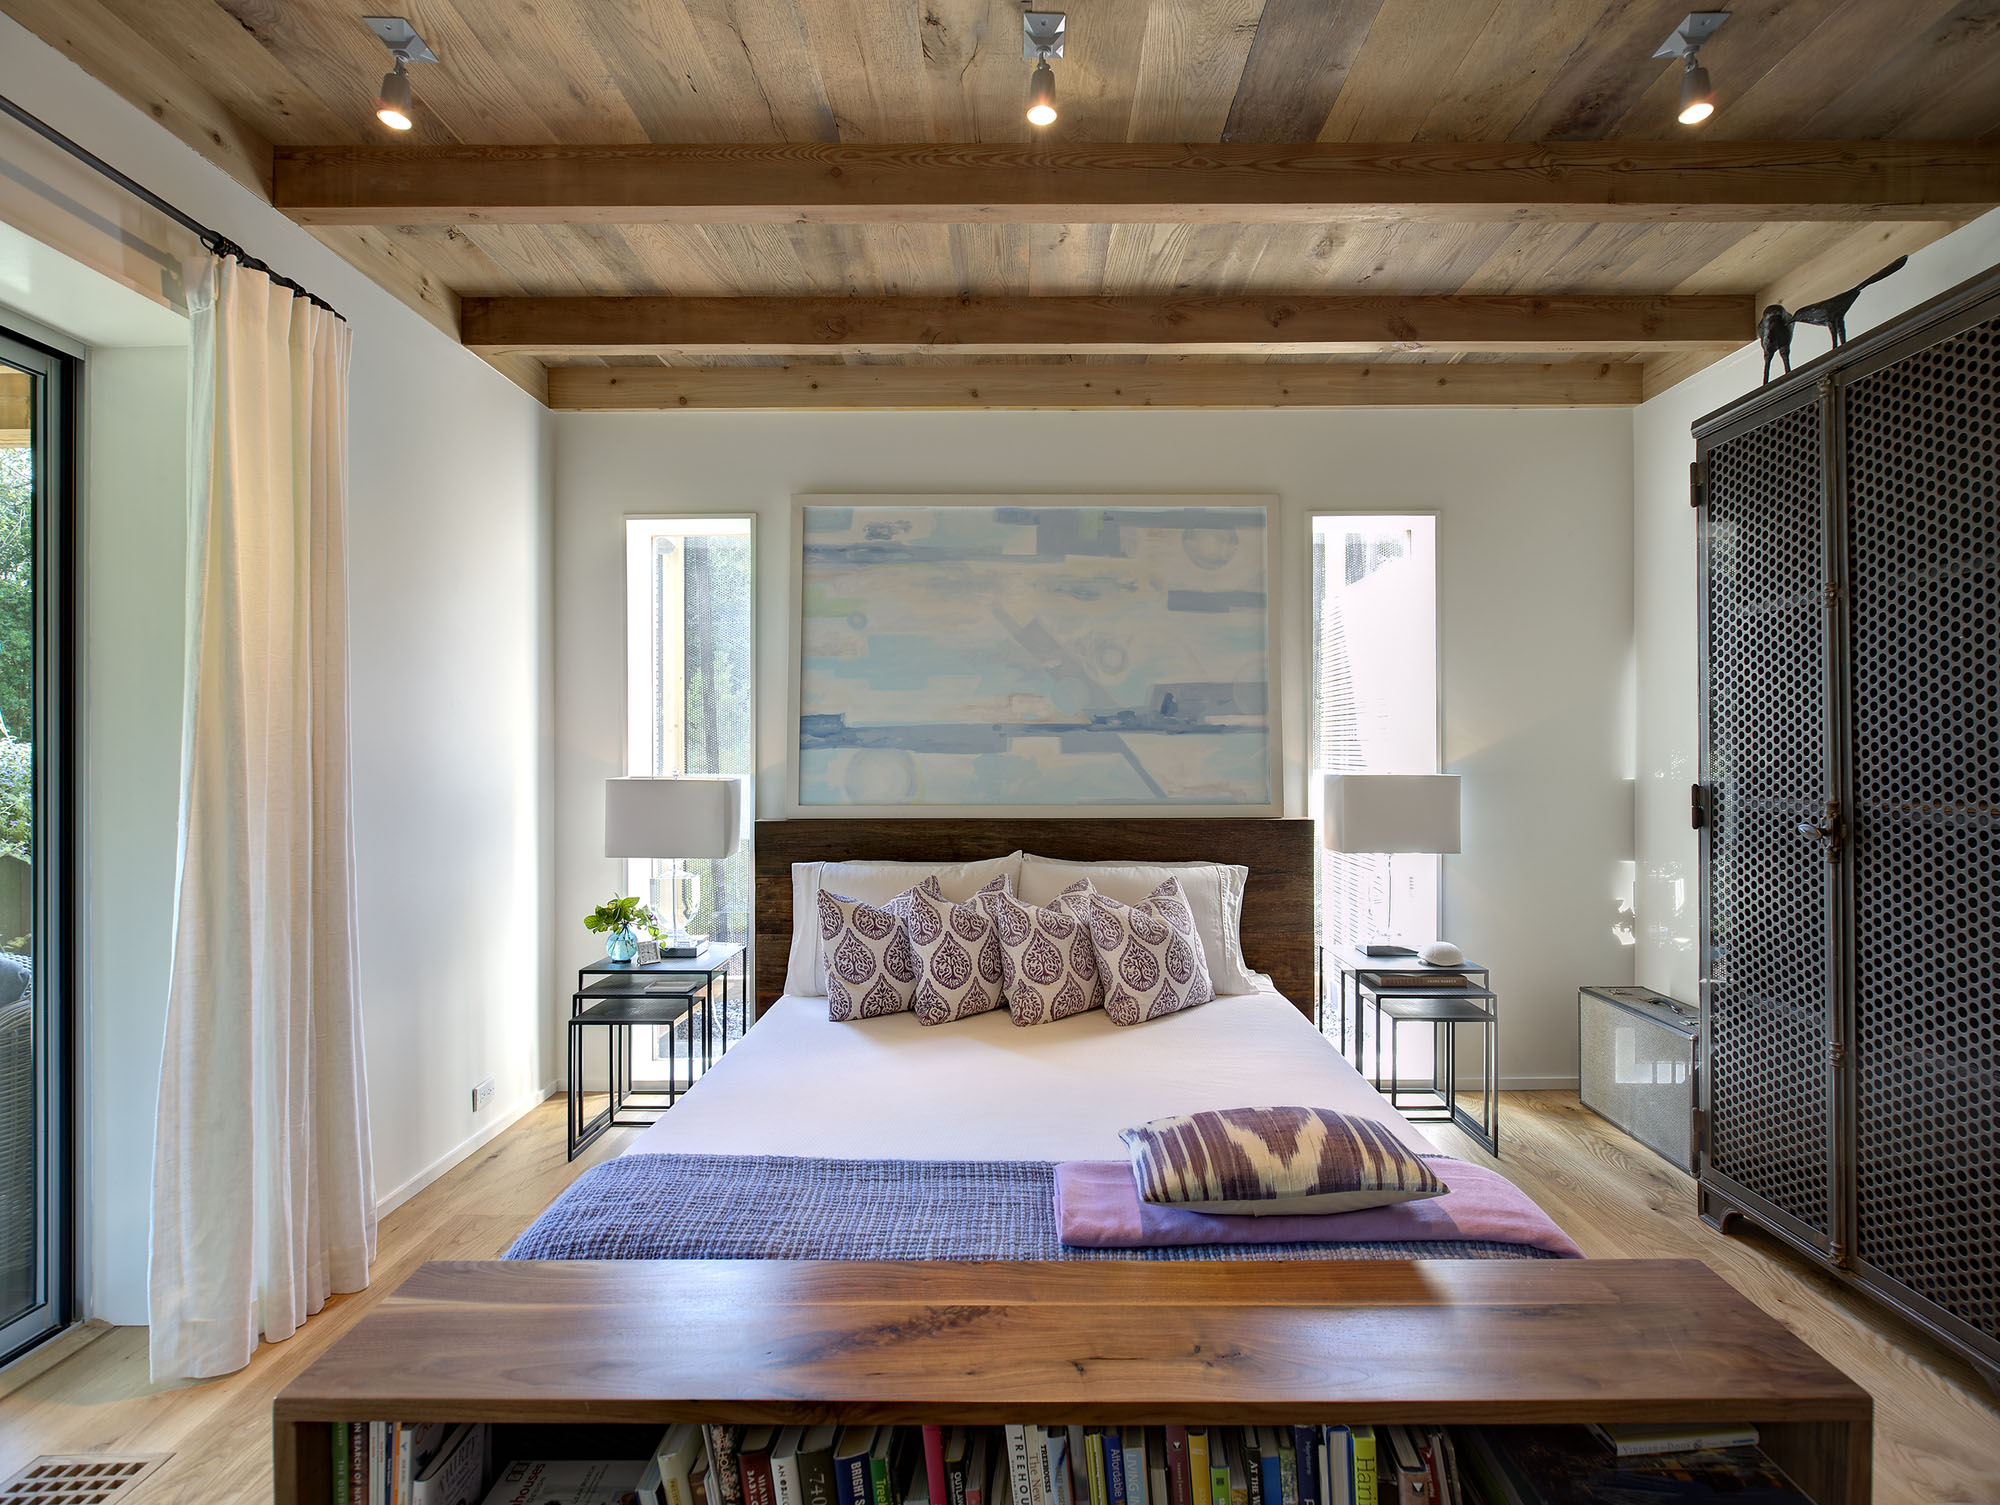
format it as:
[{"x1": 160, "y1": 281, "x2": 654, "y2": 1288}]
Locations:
[{"x1": 375, "y1": 1080, "x2": 563, "y2": 1219}]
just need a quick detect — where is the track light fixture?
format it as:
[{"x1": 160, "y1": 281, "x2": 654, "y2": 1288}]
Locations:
[
  {"x1": 1652, "y1": 11, "x2": 1728, "y2": 126},
  {"x1": 363, "y1": 16, "x2": 437, "y2": 132},
  {"x1": 1023, "y1": 9, "x2": 1065, "y2": 128}
]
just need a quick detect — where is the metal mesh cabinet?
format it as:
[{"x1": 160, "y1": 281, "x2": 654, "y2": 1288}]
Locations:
[{"x1": 1694, "y1": 266, "x2": 2000, "y2": 1390}]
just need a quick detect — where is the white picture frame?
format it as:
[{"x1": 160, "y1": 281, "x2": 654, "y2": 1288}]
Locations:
[
  {"x1": 633, "y1": 938, "x2": 662, "y2": 966},
  {"x1": 785, "y1": 493, "x2": 1283, "y2": 818}
]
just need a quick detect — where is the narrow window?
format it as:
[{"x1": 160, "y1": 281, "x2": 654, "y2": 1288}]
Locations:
[
  {"x1": 1311, "y1": 515, "x2": 1439, "y2": 1061},
  {"x1": 623, "y1": 517, "x2": 753, "y2": 1085}
]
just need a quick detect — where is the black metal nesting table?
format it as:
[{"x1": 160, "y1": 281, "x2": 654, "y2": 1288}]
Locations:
[
  {"x1": 567, "y1": 942, "x2": 745, "y2": 1160},
  {"x1": 1360, "y1": 976, "x2": 1501, "y2": 1157},
  {"x1": 1323, "y1": 943, "x2": 1491, "y2": 1066}
]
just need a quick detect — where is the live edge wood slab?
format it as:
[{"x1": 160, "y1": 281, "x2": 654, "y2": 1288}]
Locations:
[{"x1": 273, "y1": 1259, "x2": 1872, "y2": 1505}]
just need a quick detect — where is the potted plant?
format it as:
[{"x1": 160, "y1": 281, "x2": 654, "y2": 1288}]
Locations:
[{"x1": 584, "y1": 895, "x2": 657, "y2": 962}]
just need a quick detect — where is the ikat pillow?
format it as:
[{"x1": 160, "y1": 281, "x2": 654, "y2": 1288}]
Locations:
[
  {"x1": 905, "y1": 874, "x2": 1010, "y2": 1025},
  {"x1": 1121, "y1": 1105, "x2": 1446, "y2": 1215},
  {"x1": 977, "y1": 882, "x2": 1103, "y2": 1027},
  {"x1": 818, "y1": 878, "x2": 935, "y2": 1021},
  {"x1": 1059, "y1": 877, "x2": 1215, "y2": 1026}
]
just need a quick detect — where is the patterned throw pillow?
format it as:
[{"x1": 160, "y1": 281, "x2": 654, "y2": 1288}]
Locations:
[
  {"x1": 905, "y1": 874, "x2": 1010, "y2": 1025},
  {"x1": 1058, "y1": 877, "x2": 1215, "y2": 1026},
  {"x1": 1121, "y1": 1106, "x2": 1448, "y2": 1215},
  {"x1": 818, "y1": 878, "x2": 936, "y2": 1021},
  {"x1": 977, "y1": 883, "x2": 1103, "y2": 1026}
]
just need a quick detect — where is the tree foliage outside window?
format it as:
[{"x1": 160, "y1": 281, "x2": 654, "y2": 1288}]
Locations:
[{"x1": 0, "y1": 448, "x2": 34, "y2": 896}]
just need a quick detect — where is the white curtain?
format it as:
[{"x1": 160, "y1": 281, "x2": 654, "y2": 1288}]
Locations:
[{"x1": 148, "y1": 255, "x2": 375, "y2": 1381}]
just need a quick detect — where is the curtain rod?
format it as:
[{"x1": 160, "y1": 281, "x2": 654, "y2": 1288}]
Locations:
[{"x1": 0, "y1": 92, "x2": 345, "y2": 323}]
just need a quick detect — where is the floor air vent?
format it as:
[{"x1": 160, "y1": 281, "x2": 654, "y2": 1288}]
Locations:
[{"x1": 0, "y1": 1456, "x2": 169, "y2": 1504}]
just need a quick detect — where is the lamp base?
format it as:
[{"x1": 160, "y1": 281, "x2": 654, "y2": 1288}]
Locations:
[{"x1": 1359, "y1": 940, "x2": 1418, "y2": 958}]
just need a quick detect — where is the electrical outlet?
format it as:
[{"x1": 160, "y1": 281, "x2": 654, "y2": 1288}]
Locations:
[{"x1": 472, "y1": 1076, "x2": 496, "y2": 1113}]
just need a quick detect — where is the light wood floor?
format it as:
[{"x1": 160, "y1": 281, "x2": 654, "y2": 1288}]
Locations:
[{"x1": 3, "y1": 1092, "x2": 1997, "y2": 1504}]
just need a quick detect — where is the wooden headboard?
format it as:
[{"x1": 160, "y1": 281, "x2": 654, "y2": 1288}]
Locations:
[{"x1": 753, "y1": 818, "x2": 1315, "y2": 1019}]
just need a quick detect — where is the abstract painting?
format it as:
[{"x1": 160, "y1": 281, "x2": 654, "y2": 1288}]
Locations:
[{"x1": 791, "y1": 496, "x2": 1276, "y2": 810}]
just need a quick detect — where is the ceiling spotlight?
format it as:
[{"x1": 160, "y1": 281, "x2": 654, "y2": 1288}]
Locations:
[
  {"x1": 363, "y1": 16, "x2": 437, "y2": 132},
  {"x1": 375, "y1": 60, "x2": 413, "y2": 131},
  {"x1": 1653, "y1": 11, "x2": 1728, "y2": 126},
  {"x1": 1023, "y1": 10, "x2": 1065, "y2": 128}
]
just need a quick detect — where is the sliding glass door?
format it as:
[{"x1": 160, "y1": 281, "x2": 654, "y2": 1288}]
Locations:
[{"x1": 0, "y1": 329, "x2": 73, "y2": 1363}]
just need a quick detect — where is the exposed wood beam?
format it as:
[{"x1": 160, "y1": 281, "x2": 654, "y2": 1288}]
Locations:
[
  {"x1": 272, "y1": 141, "x2": 2000, "y2": 227},
  {"x1": 544, "y1": 361, "x2": 1643, "y2": 411},
  {"x1": 465, "y1": 293, "x2": 1751, "y2": 357}
]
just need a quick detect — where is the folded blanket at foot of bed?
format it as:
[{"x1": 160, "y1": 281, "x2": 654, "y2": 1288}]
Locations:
[
  {"x1": 1053, "y1": 1156, "x2": 1584, "y2": 1259},
  {"x1": 503, "y1": 1154, "x2": 1568, "y2": 1262}
]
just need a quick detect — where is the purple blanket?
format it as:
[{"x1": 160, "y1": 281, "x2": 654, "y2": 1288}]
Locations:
[
  {"x1": 1054, "y1": 1156, "x2": 1584, "y2": 1259},
  {"x1": 505, "y1": 1154, "x2": 1563, "y2": 1263}
]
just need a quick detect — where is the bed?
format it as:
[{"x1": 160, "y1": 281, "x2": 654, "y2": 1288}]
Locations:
[{"x1": 511, "y1": 818, "x2": 1578, "y2": 1264}]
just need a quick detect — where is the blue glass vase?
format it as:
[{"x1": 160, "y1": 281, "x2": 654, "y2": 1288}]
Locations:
[{"x1": 604, "y1": 924, "x2": 640, "y2": 962}]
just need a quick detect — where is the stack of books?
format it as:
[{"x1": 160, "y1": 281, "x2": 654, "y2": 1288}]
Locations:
[
  {"x1": 331, "y1": 1421, "x2": 489, "y2": 1505},
  {"x1": 334, "y1": 1419, "x2": 1806, "y2": 1505}
]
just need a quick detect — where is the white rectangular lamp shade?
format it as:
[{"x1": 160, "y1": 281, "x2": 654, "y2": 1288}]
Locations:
[
  {"x1": 605, "y1": 775, "x2": 746, "y2": 859},
  {"x1": 1321, "y1": 773, "x2": 1460, "y2": 854}
]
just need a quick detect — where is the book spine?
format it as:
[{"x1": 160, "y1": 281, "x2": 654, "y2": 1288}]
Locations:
[
  {"x1": 869, "y1": 1451, "x2": 891, "y2": 1505},
  {"x1": 922, "y1": 1427, "x2": 948, "y2": 1505},
  {"x1": 331, "y1": 1423, "x2": 350, "y2": 1505},
  {"x1": 836, "y1": 1451, "x2": 869, "y2": 1505},
  {"x1": 1348, "y1": 1430, "x2": 1374, "y2": 1505},
  {"x1": 1288, "y1": 1429, "x2": 1316, "y2": 1505},
  {"x1": 1006, "y1": 1426, "x2": 1037, "y2": 1505},
  {"x1": 965, "y1": 1438, "x2": 986, "y2": 1505},
  {"x1": 1206, "y1": 1450, "x2": 1227, "y2": 1505},
  {"x1": 1084, "y1": 1433, "x2": 1104, "y2": 1505},
  {"x1": 371, "y1": 1422, "x2": 387, "y2": 1505},
  {"x1": 799, "y1": 1451, "x2": 838, "y2": 1505},
  {"x1": 1163, "y1": 1429, "x2": 1190, "y2": 1505},
  {"x1": 774, "y1": 1456, "x2": 805, "y2": 1505},
  {"x1": 1121, "y1": 1439, "x2": 1147, "y2": 1505},
  {"x1": 398, "y1": 1423, "x2": 417, "y2": 1505},
  {"x1": 348, "y1": 1422, "x2": 366, "y2": 1505},
  {"x1": 1274, "y1": 1438, "x2": 1294, "y2": 1505},
  {"x1": 1103, "y1": 1434, "x2": 1126, "y2": 1505},
  {"x1": 710, "y1": 1430, "x2": 748, "y2": 1505},
  {"x1": 1186, "y1": 1435, "x2": 1209, "y2": 1505},
  {"x1": 1048, "y1": 1435, "x2": 1072, "y2": 1505},
  {"x1": 745, "y1": 1455, "x2": 777, "y2": 1505}
]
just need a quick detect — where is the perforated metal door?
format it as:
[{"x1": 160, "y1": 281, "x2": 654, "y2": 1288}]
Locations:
[
  {"x1": 1701, "y1": 397, "x2": 1835, "y2": 1244},
  {"x1": 1841, "y1": 312, "x2": 2000, "y2": 1351}
]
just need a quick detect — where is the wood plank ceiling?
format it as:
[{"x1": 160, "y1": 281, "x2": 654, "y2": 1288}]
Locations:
[{"x1": 4, "y1": 0, "x2": 1998, "y2": 408}]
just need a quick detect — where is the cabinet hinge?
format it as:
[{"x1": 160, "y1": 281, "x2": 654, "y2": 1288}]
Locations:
[
  {"x1": 1824, "y1": 579, "x2": 1842, "y2": 608},
  {"x1": 1691, "y1": 783, "x2": 1708, "y2": 830},
  {"x1": 1830, "y1": 1240, "x2": 1852, "y2": 1270},
  {"x1": 1830, "y1": 1039, "x2": 1849, "y2": 1068},
  {"x1": 1689, "y1": 460, "x2": 1706, "y2": 509},
  {"x1": 1797, "y1": 799, "x2": 1844, "y2": 862}
]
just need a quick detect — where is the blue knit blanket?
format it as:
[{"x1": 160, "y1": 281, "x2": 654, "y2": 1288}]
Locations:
[{"x1": 503, "y1": 1154, "x2": 1551, "y2": 1262}]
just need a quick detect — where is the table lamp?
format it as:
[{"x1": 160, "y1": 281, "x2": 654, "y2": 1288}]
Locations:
[
  {"x1": 605, "y1": 775, "x2": 746, "y2": 958},
  {"x1": 1321, "y1": 773, "x2": 1461, "y2": 958}
]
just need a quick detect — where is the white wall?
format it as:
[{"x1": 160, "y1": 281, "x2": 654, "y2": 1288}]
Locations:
[
  {"x1": 78, "y1": 347, "x2": 187, "y2": 1324},
  {"x1": 1631, "y1": 209, "x2": 2000, "y2": 1005},
  {"x1": 555, "y1": 408, "x2": 1636, "y2": 1088},
  {"x1": 0, "y1": 12, "x2": 557, "y2": 1325}
]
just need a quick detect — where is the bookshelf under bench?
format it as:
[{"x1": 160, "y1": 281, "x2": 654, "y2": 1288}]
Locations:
[{"x1": 273, "y1": 1258, "x2": 1872, "y2": 1505}]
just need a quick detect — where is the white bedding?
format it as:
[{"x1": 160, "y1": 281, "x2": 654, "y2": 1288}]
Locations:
[{"x1": 624, "y1": 988, "x2": 1437, "y2": 1162}]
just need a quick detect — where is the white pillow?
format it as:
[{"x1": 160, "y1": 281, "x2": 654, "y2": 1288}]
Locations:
[
  {"x1": 785, "y1": 852, "x2": 1025, "y2": 997},
  {"x1": 1017, "y1": 855, "x2": 1258, "y2": 995}
]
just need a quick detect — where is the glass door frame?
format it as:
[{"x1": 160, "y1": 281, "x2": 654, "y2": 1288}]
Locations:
[{"x1": 0, "y1": 326, "x2": 77, "y2": 1365}]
